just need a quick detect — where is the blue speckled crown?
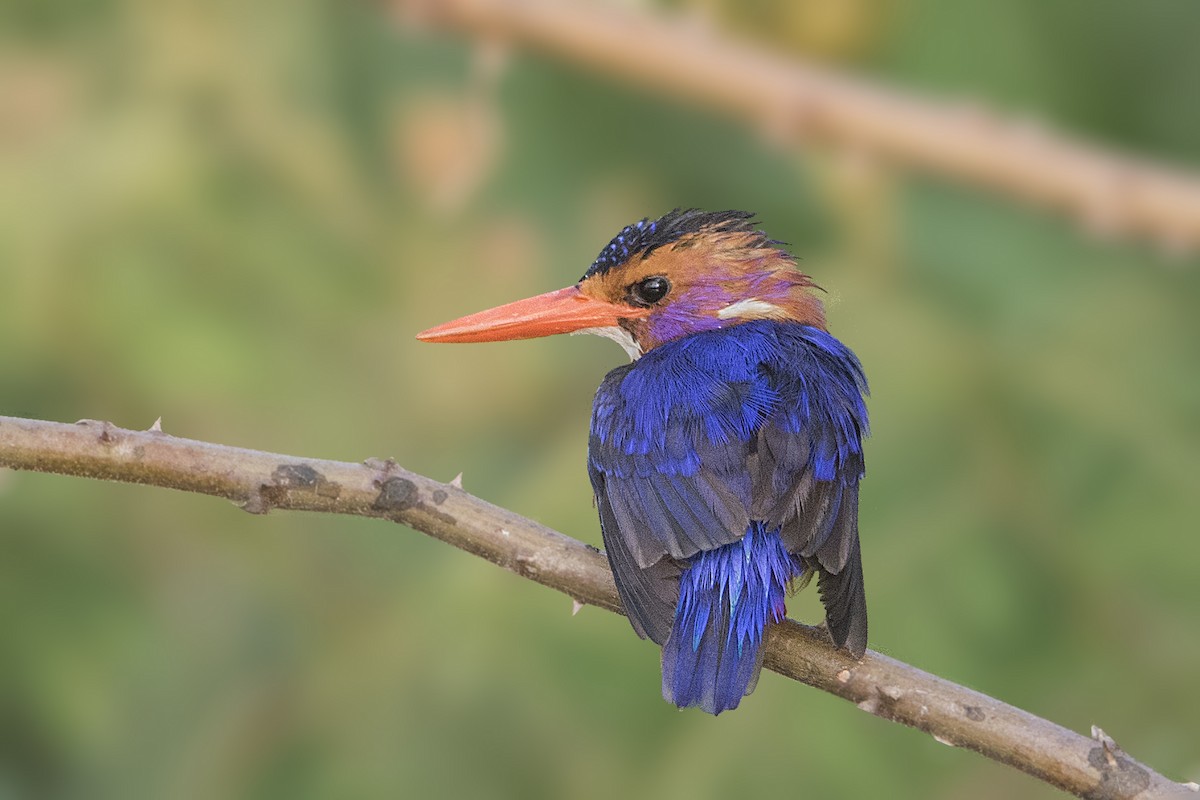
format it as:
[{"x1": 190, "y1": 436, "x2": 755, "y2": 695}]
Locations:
[{"x1": 580, "y1": 209, "x2": 764, "y2": 281}]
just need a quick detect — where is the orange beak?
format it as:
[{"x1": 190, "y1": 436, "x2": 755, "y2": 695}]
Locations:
[{"x1": 417, "y1": 285, "x2": 645, "y2": 343}]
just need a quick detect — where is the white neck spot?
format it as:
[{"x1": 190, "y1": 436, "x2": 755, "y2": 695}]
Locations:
[
  {"x1": 572, "y1": 326, "x2": 642, "y2": 361},
  {"x1": 716, "y1": 298, "x2": 785, "y2": 320}
]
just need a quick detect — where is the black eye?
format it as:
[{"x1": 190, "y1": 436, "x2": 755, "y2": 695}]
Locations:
[{"x1": 629, "y1": 276, "x2": 671, "y2": 306}]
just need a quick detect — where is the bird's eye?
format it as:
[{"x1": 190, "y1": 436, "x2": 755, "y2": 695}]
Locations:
[{"x1": 629, "y1": 276, "x2": 671, "y2": 307}]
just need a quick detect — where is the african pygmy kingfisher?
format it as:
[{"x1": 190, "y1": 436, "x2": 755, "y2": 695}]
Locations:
[{"x1": 418, "y1": 209, "x2": 869, "y2": 714}]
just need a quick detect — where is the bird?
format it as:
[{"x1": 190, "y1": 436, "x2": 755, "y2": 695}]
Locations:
[{"x1": 417, "y1": 209, "x2": 869, "y2": 714}]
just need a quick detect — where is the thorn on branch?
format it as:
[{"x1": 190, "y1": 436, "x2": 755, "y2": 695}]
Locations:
[{"x1": 1092, "y1": 726, "x2": 1121, "y2": 769}]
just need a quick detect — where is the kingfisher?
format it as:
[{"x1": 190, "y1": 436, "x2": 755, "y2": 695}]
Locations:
[{"x1": 417, "y1": 209, "x2": 869, "y2": 714}]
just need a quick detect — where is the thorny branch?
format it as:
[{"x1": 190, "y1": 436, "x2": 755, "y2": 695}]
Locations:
[
  {"x1": 394, "y1": 0, "x2": 1200, "y2": 254},
  {"x1": 0, "y1": 415, "x2": 1195, "y2": 798}
]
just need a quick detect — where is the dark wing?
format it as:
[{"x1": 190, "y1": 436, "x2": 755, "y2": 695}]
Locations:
[
  {"x1": 591, "y1": 475, "x2": 679, "y2": 644},
  {"x1": 753, "y1": 424, "x2": 867, "y2": 656},
  {"x1": 753, "y1": 325, "x2": 870, "y2": 657},
  {"x1": 588, "y1": 359, "x2": 768, "y2": 644}
]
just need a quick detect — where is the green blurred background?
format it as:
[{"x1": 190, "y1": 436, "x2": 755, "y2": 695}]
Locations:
[{"x1": 2, "y1": 0, "x2": 1198, "y2": 797}]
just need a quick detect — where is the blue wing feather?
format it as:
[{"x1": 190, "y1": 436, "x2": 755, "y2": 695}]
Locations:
[{"x1": 587, "y1": 320, "x2": 870, "y2": 708}]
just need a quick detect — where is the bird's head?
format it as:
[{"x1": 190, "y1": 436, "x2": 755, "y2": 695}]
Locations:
[{"x1": 417, "y1": 209, "x2": 826, "y2": 359}]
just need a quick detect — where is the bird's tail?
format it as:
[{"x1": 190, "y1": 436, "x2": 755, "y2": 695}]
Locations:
[{"x1": 662, "y1": 523, "x2": 803, "y2": 714}]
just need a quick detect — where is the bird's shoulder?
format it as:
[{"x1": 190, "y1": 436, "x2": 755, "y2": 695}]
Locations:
[{"x1": 591, "y1": 320, "x2": 866, "y2": 445}]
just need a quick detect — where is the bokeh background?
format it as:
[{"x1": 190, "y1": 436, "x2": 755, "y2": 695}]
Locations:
[{"x1": 2, "y1": 0, "x2": 1198, "y2": 797}]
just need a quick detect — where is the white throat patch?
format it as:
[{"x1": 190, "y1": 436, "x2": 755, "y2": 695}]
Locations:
[{"x1": 572, "y1": 326, "x2": 642, "y2": 361}]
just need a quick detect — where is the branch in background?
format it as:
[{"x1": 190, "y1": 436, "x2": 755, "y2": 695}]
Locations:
[
  {"x1": 1, "y1": 415, "x2": 1195, "y2": 798},
  {"x1": 394, "y1": 0, "x2": 1200, "y2": 254}
]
